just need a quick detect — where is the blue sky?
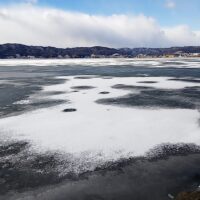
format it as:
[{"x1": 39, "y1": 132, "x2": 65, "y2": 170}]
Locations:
[
  {"x1": 0, "y1": 0, "x2": 199, "y2": 29},
  {"x1": 42, "y1": 0, "x2": 200, "y2": 29},
  {"x1": 0, "y1": 0, "x2": 199, "y2": 47}
]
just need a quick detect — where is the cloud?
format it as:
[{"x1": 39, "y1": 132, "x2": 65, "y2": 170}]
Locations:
[
  {"x1": 0, "y1": 5, "x2": 199, "y2": 48},
  {"x1": 165, "y1": 0, "x2": 176, "y2": 9},
  {"x1": 163, "y1": 25, "x2": 200, "y2": 46}
]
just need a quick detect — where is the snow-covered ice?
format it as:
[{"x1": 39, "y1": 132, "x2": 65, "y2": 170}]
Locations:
[
  {"x1": 0, "y1": 58, "x2": 200, "y2": 68},
  {"x1": 0, "y1": 75, "x2": 200, "y2": 167}
]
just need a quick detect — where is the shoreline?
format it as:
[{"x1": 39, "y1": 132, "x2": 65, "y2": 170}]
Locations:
[{"x1": 0, "y1": 57, "x2": 200, "y2": 60}]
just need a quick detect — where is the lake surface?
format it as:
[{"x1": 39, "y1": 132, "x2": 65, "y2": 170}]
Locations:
[{"x1": 0, "y1": 58, "x2": 200, "y2": 200}]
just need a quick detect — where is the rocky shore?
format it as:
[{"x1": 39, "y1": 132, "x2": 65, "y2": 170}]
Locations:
[{"x1": 176, "y1": 189, "x2": 200, "y2": 200}]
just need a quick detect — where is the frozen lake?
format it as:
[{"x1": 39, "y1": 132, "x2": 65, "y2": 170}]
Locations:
[{"x1": 0, "y1": 58, "x2": 200, "y2": 200}]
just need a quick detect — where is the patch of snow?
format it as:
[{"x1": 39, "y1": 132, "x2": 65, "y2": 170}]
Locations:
[
  {"x1": 0, "y1": 75, "x2": 200, "y2": 172},
  {"x1": 13, "y1": 99, "x2": 31, "y2": 105}
]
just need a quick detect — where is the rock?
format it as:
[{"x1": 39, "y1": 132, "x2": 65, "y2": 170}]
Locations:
[
  {"x1": 168, "y1": 193, "x2": 175, "y2": 199},
  {"x1": 175, "y1": 191, "x2": 200, "y2": 200},
  {"x1": 138, "y1": 81, "x2": 158, "y2": 84},
  {"x1": 71, "y1": 86, "x2": 96, "y2": 90},
  {"x1": 99, "y1": 91, "x2": 110, "y2": 94},
  {"x1": 63, "y1": 108, "x2": 77, "y2": 112}
]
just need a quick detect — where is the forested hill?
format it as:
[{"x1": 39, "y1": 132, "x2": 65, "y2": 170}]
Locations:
[{"x1": 0, "y1": 43, "x2": 200, "y2": 58}]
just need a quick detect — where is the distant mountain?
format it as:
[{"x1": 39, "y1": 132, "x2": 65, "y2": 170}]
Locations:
[
  {"x1": 0, "y1": 43, "x2": 200, "y2": 59},
  {"x1": 119, "y1": 46, "x2": 200, "y2": 57}
]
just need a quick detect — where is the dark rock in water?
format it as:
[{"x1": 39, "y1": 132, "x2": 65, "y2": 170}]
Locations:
[
  {"x1": 176, "y1": 191, "x2": 200, "y2": 200},
  {"x1": 63, "y1": 108, "x2": 77, "y2": 112},
  {"x1": 137, "y1": 81, "x2": 158, "y2": 84},
  {"x1": 99, "y1": 91, "x2": 110, "y2": 94},
  {"x1": 71, "y1": 86, "x2": 96, "y2": 90}
]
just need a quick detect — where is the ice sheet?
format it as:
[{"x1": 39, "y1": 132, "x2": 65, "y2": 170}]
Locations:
[
  {"x1": 0, "y1": 76, "x2": 200, "y2": 164},
  {"x1": 0, "y1": 58, "x2": 200, "y2": 68}
]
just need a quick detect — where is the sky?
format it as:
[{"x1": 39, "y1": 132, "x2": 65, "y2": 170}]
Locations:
[{"x1": 0, "y1": 0, "x2": 199, "y2": 48}]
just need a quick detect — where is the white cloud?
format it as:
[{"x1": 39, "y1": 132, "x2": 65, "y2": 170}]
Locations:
[
  {"x1": 0, "y1": 5, "x2": 199, "y2": 48},
  {"x1": 165, "y1": 0, "x2": 176, "y2": 9},
  {"x1": 163, "y1": 25, "x2": 200, "y2": 46}
]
